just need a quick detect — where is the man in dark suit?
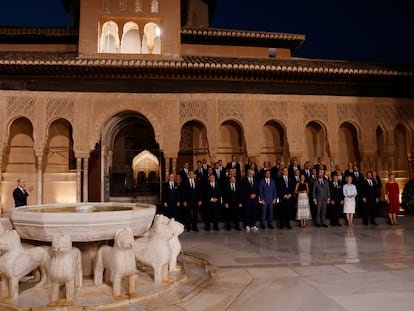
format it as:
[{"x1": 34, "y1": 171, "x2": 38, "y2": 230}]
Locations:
[
  {"x1": 329, "y1": 174, "x2": 344, "y2": 226},
  {"x1": 312, "y1": 170, "x2": 331, "y2": 227},
  {"x1": 214, "y1": 161, "x2": 227, "y2": 189},
  {"x1": 301, "y1": 161, "x2": 312, "y2": 183},
  {"x1": 179, "y1": 161, "x2": 190, "y2": 185},
  {"x1": 344, "y1": 162, "x2": 354, "y2": 177},
  {"x1": 223, "y1": 175, "x2": 243, "y2": 230},
  {"x1": 162, "y1": 173, "x2": 181, "y2": 220},
  {"x1": 242, "y1": 169, "x2": 259, "y2": 232},
  {"x1": 182, "y1": 170, "x2": 203, "y2": 231},
  {"x1": 351, "y1": 165, "x2": 364, "y2": 216},
  {"x1": 277, "y1": 167, "x2": 295, "y2": 229},
  {"x1": 226, "y1": 155, "x2": 241, "y2": 180},
  {"x1": 314, "y1": 156, "x2": 327, "y2": 173},
  {"x1": 13, "y1": 178, "x2": 33, "y2": 207},
  {"x1": 361, "y1": 171, "x2": 380, "y2": 225},
  {"x1": 288, "y1": 158, "x2": 300, "y2": 179},
  {"x1": 203, "y1": 174, "x2": 222, "y2": 231}
]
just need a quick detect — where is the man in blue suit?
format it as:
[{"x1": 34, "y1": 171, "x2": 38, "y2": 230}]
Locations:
[{"x1": 259, "y1": 170, "x2": 277, "y2": 229}]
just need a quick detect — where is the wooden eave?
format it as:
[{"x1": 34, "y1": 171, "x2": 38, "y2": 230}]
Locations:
[
  {"x1": 181, "y1": 27, "x2": 305, "y2": 51},
  {"x1": 0, "y1": 52, "x2": 412, "y2": 83}
]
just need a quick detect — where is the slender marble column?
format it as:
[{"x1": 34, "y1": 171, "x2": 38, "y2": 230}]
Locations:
[
  {"x1": 76, "y1": 158, "x2": 82, "y2": 202},
  {"x1": 83, "y1": 157, "x2": 89, "y2": 202},
  {"x1": 37, "y1": 155, "x2": 43, "y2": 204},
  {"x1": 172, "y1": 158, "x2": 177, "y2": 175}
]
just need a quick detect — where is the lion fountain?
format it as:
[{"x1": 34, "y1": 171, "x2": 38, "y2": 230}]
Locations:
[{"x1": 1, "y1": 202, "x2": 191, "y2": 308}]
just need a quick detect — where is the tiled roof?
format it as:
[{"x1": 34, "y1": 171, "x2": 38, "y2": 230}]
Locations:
[
  {"x1": 181, "y1": 27, "x2": 305, "y2": 50},
  {"x1": 0, "y1": 52, "x2": 412, "y2": 84},
  {"x1": 0, "y1": 26, "x2": 303, "y2": 50},
  {"x1": 0, "y1": 27, "x2": 78, "y2": 44}
]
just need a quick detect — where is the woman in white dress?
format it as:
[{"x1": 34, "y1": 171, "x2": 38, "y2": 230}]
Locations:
[
  {"x1": 343, "y1": 175, "x2": 358, "y2": 226},
  {"x1": 295, "y1": 174, "x2": 311, "y2": 228}
]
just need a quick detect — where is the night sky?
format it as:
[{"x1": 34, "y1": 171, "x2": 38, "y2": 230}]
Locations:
[{"x1": 0, "y1": 0, "x2": 413, "y2": 63}]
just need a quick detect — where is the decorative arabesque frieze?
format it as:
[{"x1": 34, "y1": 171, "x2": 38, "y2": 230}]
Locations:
[
  {"x1": 179, "y1": 101, "x2": 208, "y2": 123},
  {"x1": 337, "y1": 103, "x2": 361, "y2": 124},
  {"x1": 7, "y1": 97, "x2": 35, "y2": 118},
  {"x1": 303, "y1": 103, "x2": 328, "y2": 124},
  {"x1": 376, "y1": 103, "x2": 414, "y2": 129},
  {"x1": 218, "y1": 102, "x2": 244, "y2": 123},
  {"x1": 262, "y1": 101, "x2": 288, "y2": 121},
  {"x1": 46, "y1": 99, "x2": 75, "y2": 122}
]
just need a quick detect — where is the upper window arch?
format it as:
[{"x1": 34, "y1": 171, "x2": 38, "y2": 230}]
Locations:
[
  {"x1": 98, "y1": 18, "x2": 161, "y2": 55},
  {"x1": 121, "y1": 22, "x2": 141, "y2": 54},
  {"x1": 100, "y1": 21, "x2": 120, "y2": 53}
]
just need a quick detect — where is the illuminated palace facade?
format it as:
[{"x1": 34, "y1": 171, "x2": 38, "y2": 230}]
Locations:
[{"x1": 0, "y1": 0, "x2": 414, "y2": 213}]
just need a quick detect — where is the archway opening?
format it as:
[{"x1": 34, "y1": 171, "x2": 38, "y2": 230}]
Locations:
[
  {"x1": 98, "y1": 111, "x2": 162, "y2": 202},
  {"x1": 178, "y1": 120, "x2": 209, "y2": 171},
  {"x1": 338, "y1": 122, "x2": 361, "y2": 169},
  {"x1": 263, "y1": 120, "x2": 289, "y2": 164}
]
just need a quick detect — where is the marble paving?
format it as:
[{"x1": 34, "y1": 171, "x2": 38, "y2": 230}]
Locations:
[{"x1": 1, "y1": 215, "x2": 414, "y2": 310}]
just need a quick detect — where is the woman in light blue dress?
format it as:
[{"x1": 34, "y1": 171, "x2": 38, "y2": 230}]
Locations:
[{"x1": 343, "y1": 175, "x2": 358, "y2": 226}]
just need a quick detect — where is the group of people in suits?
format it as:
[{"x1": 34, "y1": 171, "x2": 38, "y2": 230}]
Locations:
[{"x1": 161, "y1": 156, "x2": 398, "y2": 232}]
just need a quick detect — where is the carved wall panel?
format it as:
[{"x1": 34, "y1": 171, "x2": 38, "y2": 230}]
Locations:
[
  {"x1": 7, "y1": 97, "x2": 35, "y2": 120},
  {"x1": 262, "y1": 101, "x2": 288, "y2": 122},
  {"x1": 303, "y1": 103, "x2": 328, "y2": 124},
  {"x1": 179, "y1": 101, "x2": 207, "y2": 123},
  {"x1": 135, "y1": 0, "x2": 143, "y2": 12},
  {"x1": 119, "y1": 0, "x2": 128, "y2": 12},
  {"x1": 375, "y1": 104, "x2": 398, "y2": 130},
  {"x1": 337, "y1": 103, "x2": 361, "y2": 124},
  {"x1": 46, "y1": 99, "x2": 75, "y2": 123},
  {"x1": 218, "y1": 102, "x2": 244, "y2": 123},
  {"x1": 103, "y1": 0, "x2": 112, "y2": 13}
]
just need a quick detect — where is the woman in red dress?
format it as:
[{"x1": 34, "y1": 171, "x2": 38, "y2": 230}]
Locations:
[{"x1": 385, "y1": 174, "x2": 400, "y2": 225}]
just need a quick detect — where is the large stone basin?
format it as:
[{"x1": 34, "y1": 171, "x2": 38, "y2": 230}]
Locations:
[{"x1": 8, "y1": 202, "x2": 156, "y2": 242}]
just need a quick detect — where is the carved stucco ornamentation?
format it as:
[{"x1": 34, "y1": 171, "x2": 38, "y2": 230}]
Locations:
[
  {"x1": 46, "y1": 99, "x2": 75, "y2": 122},
  {"x1": 103, "y1": 0, "x2": 112, "y2": 13},
  {"x1": 262, "y1": 101, "x2": 288, "y2": 121},
  {"x1": 179, "y1": 101, "x2": 208, "y2": 123},
  {"x1": 303, "y1": 103, "x2": 328, "y2": 124},
  {"x1": 151, "y1": 0, "x2": 159, "y2": 13},
  {"x1": 119, "y1": 0, "x2": 128, "y2": 12},
  {"x1": 7, "y1": 97, "x2": 35, "y2": 119},
  {"x1": 135, "y1": 0, "x2": 143, "y2": 12},
  {"x1": 375, "y1": 104, "x2": 397, "y2": 130},
  {"x1": 218, "y1": 102, "x2": 244, "y2": 123},
  {"x1": 179, "y1": 125, "x2": 192, "y2": 150},
  {"x1": 376, "y1": 103, "x2": 414, "y2": 130},
  {"x1": 336, "y1": 103, "x2": 361, "y2": 124}
]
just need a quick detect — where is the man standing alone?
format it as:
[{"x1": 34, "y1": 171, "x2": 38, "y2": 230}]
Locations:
[{"x1": 13, "y1": 178, "x2": 33, "y2": 207}]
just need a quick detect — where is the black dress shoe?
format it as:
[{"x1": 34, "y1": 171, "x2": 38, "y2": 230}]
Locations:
[
  {"x1": 268, "y1": 224, "x2": 274, "y2": 229},
  {"x1": 371, "y1": 222, "x2": 379, "y2": 225},
  {"x1": 260, "y1": 224, "x2": 266, "y2": 229},
  {"x1": 287, "y1": 225, "x2": 292, "y2": 229},
  {"x1": 235, "y1": 227, "x2": 241, "y2": 231},
  {"x1": 337, "y1": 224, "x2": 342, "y2": 227},
  {"x1": 322, "y1": 224, "x2": 329, "y2": 227},
  {"x1": 193, "y1": 227, "x2": 199, "y2": 232},
  {"x1": 316, "y1": 224, "x2": 321, "y2": 227}
]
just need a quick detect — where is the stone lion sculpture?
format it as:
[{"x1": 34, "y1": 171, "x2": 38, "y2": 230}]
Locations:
[
  {"x1": 49, "y1": 234, "x2": 83, "y2": 306},
  {"x1": 168, "y1": 219, "x2": 184, "y2": 272},
  {"x1": 134, "y1": 214, "x2": 177, "y2": 284},
  {"x1": 94, "y1": 227, "x2": 136, "y2": 297},
  {"x1": 0, "y1": 230, "x2": 50, "y2": 301}
]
